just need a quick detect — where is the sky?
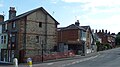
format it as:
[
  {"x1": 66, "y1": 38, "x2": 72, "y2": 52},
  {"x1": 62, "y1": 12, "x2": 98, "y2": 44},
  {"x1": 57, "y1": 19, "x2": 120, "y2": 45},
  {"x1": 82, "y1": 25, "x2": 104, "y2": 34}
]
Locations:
[{"x1": 0, "y1": 0, "x2": 120, "y2": 34}]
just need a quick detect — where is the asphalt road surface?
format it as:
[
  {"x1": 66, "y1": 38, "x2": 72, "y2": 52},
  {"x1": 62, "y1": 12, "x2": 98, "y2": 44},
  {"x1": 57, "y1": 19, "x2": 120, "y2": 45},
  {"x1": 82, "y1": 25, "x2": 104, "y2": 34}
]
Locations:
[{"x1": 65, "y1": 48, "x2": 120, "y2": 67}]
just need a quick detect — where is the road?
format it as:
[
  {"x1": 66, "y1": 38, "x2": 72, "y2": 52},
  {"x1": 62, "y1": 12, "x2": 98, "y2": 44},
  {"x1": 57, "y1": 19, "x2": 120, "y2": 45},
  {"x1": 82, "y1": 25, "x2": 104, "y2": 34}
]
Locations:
[
  {"x1": 1, "y1": 47, "x2": 120, "y2": 67},
  {"x1": 65, "y1": 47, "x2": 120, "y2": 67}
]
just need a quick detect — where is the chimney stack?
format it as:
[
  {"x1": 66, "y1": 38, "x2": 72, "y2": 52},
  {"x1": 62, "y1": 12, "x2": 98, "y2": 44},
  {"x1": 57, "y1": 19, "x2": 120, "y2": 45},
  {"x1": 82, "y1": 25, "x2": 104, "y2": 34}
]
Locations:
[
  {"x1": 105, "y1": 30, "x2": 107, "y2": 34},
  {"x1": 102, "y1": 29, "x2": 104, "y2": 33},
  {"x1": 95, "y1": 29, "x2": 97, "y2": 33},
  {"x1": 99, "y1": 30, "x2": 101, "y2": 33},
  {"x1": 75, "y1": 20, "x2": 80, "y2": 26},
  {"x1": 0, "y1": 15, "x2": 4, "y2": 22},
  {"x1": 108, "y1": 31, "x2": 110, "y2": 34},
  {"x1": 9, "y1": 7, "x2": 16, "y2": 19}
]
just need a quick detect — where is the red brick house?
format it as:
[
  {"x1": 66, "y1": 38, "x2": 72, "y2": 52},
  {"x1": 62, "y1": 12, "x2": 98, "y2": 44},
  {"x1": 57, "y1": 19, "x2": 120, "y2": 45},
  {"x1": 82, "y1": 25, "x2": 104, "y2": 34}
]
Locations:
[{"x1": 58, "y1": 20, "x2": 95, "y2": 55}]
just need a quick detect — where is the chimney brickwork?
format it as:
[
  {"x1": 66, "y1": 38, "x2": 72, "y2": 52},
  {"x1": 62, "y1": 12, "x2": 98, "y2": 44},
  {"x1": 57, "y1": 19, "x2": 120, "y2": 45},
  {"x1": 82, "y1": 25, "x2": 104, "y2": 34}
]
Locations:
[
  {"x1": 9, "y1": 7, "x2": 16, "y2": 19},
  {"x1": 0, "y1": 15, "x2": 4, "y2": 22},
  {"x1": 75, "y1": 20, "x2": 80, "y2": 26}
]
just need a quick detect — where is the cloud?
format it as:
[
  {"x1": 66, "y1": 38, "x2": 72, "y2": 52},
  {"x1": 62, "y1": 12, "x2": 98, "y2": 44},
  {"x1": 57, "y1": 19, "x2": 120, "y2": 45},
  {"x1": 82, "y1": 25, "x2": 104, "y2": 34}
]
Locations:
[
  {"x1": 81, "y1": 14, "x2": 120, "y2": 25},
  {"x1": 51, "y1": 0, "x2": 59, "y2": 4},
  {"x1": 62, "y1": 0, "x2": 120, "y2": 6},
  {"x1": 79, "y1": 14, "x2": 120, "y2": 33},
  {"x1": 61, "y1": 0, "x2": 120, "y2": 33}
]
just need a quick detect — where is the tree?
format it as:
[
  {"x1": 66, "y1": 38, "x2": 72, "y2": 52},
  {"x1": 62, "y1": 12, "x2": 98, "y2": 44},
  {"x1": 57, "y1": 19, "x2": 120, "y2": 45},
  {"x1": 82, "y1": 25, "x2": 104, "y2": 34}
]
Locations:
[{"x1": 115, "y1": 32, "x2": 120, "y2": 45}]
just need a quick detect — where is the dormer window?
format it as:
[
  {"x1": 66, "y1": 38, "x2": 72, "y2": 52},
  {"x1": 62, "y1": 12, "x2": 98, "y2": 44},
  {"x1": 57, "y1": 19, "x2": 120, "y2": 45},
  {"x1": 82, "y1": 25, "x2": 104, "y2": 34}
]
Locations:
[{"x1": 12, "y1": 21, "x2": 16, "y2": 28}]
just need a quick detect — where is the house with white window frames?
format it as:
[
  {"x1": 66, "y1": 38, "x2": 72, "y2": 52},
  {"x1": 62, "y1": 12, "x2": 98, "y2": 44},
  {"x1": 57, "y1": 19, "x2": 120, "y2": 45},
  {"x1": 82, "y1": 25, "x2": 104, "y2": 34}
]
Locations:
[{"x1": 0, "y1": 15, "x2": 8, "y2": 61}]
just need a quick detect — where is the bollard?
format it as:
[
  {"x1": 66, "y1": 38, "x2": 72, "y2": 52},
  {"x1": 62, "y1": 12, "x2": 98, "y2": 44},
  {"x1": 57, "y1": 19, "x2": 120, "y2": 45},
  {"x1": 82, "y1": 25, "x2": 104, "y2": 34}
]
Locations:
[
  {"x1": 13, "y1": 58, "x2": 18, "y2": 67},
  {"x1": 27, "y1": 58, "x2": 32, "y2": 67}
]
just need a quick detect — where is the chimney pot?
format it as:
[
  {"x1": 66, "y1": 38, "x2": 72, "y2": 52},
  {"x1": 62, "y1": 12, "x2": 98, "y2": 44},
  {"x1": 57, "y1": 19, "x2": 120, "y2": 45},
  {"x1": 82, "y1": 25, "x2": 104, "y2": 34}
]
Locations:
[
  {"x1": 105, "y1": 30, "x2": 107, "y2": 34},
  {"x1": 10, "y1": 7, "x2": 15, "y2": 11},
  {"x1": 99, "y1": 30, "x2": 101, "y2": 33},
  {"x1": 95, "y1": 29, "x2": 97, "y2": 33},
  {"x1": 108, "y1": 31, "x2": 110, "y2": 34},
  {"x1": 102, "y1": 29, "x2": 104, "y2": 33}
]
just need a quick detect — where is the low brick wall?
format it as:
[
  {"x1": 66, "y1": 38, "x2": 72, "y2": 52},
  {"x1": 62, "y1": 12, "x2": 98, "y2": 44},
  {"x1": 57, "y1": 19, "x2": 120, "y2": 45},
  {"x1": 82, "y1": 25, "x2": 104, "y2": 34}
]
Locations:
[{"x1": 23, "y1": 50, "x2": 75, "y2": 62}]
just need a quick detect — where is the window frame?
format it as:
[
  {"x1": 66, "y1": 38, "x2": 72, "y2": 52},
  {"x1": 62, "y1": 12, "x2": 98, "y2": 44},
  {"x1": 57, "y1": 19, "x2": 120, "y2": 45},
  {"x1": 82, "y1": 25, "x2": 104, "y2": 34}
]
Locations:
[
  {"x1": 39, "y1": 22, "x2": 42, "y2": 27},
  {"x1": 12, "y1": 21, "x2": 16, "y2": 28}
]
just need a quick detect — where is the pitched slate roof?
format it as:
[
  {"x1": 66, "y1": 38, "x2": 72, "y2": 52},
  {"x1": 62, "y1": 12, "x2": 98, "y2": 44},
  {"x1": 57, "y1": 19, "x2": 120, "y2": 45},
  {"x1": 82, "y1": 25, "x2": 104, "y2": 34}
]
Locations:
[
  {"x1": 4, "y1": 7, "x2": 59, "y2": 24},
  {"x1": 59, "y1": 24, "x2": 86, "y2": 31}
]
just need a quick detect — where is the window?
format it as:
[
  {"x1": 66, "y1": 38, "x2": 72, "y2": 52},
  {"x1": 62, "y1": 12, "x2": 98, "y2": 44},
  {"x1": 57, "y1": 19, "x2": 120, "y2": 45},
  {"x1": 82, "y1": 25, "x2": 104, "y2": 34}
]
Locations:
[
  {"x1": 12, "y1": 21, "x2": 16, "y2": 28},
  {"x1": 5, "y1": 24, "x2": 7, "y2": 30},
  {"x1": 36, "y1": 36, "x2": 39, "y2": 43},
  {"x1": 2, "y1": 24, "x2": 5, "y2": 32},
  {"x1": 4, "y1": 36, "x2": 6, "y2": 44},
  {"x1": 1, "y1": 36, "x2": 3, "y2": 44},
  {"x1": 39, "y1": 22, "x2": 42, "y2": 27},
  {"x1": 11, "y1": 35, "x2": 15, "y2": 42},
  {"x1": 1, "y1": 35, "x2": 7, "y2": 44},
  {"x1": 81, "y1": 30, "x2": 86, "y2": 41}
]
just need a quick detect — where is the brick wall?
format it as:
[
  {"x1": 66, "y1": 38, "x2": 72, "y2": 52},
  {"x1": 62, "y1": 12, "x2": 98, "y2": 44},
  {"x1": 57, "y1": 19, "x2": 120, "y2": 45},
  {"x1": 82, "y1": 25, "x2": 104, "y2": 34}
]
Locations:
[{"x1": 58, "y1": 29, "x2": 79, "y2": 43}]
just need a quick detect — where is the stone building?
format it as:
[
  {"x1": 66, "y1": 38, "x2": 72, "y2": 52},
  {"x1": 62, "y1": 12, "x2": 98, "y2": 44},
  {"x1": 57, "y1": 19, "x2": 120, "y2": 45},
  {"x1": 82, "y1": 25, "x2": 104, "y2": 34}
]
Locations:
[{"x1": 0, "y1": 7, "x2": 59, "y2": 62}]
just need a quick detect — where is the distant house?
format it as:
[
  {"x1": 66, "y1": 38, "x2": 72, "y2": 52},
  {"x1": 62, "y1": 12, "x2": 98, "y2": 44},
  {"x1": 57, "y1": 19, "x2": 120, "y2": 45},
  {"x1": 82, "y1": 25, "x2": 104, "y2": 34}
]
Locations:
[
  {"x1": 96, "y1": 30, "x2": 108, "y2": 44},
  {"x1": 0, "y1": 7, "x2": 59, "y2": 62},
  {"x1": 107, "y1": 33, "x2": 116, "y2": 48},
  {"x1": 95, "y1": 29, "x2": 115, "y2": 48},
  {"x1": 57, "y1": 20, "x2": 95, "y2": 55}
]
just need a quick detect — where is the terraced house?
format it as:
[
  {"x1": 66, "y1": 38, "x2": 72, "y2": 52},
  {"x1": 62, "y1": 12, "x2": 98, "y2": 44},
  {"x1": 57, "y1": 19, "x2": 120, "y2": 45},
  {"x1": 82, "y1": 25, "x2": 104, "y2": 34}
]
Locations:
[
  {"x1": 0, "y1": 15, "x2": 8, "y2": 61},
  {"x1": 0, "y1": 7, "x2": 59, "y2": 63},
  {"x1": 96, "y1": 30, "x2": 115, "y2": 48}
]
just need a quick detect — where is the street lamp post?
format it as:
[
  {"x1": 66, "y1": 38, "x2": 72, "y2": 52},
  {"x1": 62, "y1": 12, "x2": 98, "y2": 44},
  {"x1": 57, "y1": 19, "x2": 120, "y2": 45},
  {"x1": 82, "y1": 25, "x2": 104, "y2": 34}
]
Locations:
[{"x1": 41, "y1": 40, "x2": 44, "y2": 62}]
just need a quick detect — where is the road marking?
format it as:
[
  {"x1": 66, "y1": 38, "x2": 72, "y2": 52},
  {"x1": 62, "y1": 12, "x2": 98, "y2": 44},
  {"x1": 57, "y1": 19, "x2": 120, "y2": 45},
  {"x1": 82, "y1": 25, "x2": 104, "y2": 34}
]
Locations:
[
  {"x1": 47, "y1": 63, "x2": 54, "y2": 65},
  {"x1": 62, "y1": 55, "x2": 99, "y2": 67}
]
